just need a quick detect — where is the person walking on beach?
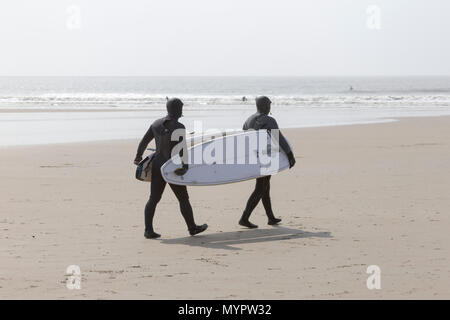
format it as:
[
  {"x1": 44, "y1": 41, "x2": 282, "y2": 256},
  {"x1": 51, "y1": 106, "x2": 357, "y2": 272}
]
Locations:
[
  {"x1": 239, "y1": 96, "x2": 296, "y2": 228},
  {"x1": 134, "y1": 98, "x2": 208, "y2": 239}
]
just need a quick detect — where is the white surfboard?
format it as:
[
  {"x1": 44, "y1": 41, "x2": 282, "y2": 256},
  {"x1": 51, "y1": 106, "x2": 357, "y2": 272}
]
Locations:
[
  {"x1": 137, "y1": 129, "x2": 244, "y2": 182},
  {"x1": 161, "y1": 130, "x2": 291, "y2": 186}
]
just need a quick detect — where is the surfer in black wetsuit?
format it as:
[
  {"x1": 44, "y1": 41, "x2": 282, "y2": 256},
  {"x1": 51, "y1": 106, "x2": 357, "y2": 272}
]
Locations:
[
  {"x1": 240, "y1": 96, "x2": 296, "y2": 228},
  {"x1": 134, "y1": 98, "x2": 208, "y2": 239}
]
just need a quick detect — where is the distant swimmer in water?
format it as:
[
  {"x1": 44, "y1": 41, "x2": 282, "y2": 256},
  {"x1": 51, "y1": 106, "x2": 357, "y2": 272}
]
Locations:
[
  {"x1": 242, "y1": 96, "x2": 247, "y2": 102},
  {"x1": 349, "y1": 86, "x2": 354, "y2": 91}
]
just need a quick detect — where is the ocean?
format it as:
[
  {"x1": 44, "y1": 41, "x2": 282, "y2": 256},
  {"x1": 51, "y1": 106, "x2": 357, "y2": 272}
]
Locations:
[{"x1": 1, "y1": 76, "x2": 450, "y2": 146}]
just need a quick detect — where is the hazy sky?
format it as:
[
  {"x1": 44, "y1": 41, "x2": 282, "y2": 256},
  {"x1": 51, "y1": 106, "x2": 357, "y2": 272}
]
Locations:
[{"x1": 1, "y1": 0, "x2": 449, "y2": 76}]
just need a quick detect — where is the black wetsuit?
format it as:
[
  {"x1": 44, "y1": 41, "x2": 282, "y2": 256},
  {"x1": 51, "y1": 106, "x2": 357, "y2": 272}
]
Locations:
[
  {"x1": 135, "y1": 116, "x2": 195, "y2": 234},
  {"x1": 241, "y1": 112, "x2": 292, "y2": 221}
]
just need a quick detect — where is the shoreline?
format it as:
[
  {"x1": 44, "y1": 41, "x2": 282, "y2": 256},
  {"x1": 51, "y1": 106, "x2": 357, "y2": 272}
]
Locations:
[
  {"x1": 0, "y1": 115, "x2": 447, "y2": 149},
  {"x1": 2, "y1": 105, "x2": 450, "y2": 147}
]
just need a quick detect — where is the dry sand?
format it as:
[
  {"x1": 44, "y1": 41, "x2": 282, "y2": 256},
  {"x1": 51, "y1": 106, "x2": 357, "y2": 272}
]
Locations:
[{"x1": 0, "y1": 116, "x2": 449, "y2": 299}]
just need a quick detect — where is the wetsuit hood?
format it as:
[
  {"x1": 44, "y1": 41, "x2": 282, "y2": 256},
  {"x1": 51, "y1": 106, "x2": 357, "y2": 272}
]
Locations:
[
  {"x1": 166, "y1": 98, "x2": 183, "y2": 119},
  {"x1": 255, "y1": 96, "x2": 271, "y2": 115}
]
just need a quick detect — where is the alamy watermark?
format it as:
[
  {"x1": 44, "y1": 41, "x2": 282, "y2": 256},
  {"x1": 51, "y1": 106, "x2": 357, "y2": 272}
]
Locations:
[
  {"x1": 366, "y1": 265, "x2": 381, "y2": 290},
  {"x1": 66, "y1": 265, "x2": 81, "y2": 290},
  {"x1": 169, "y1": 121, "x2": 283, "y2": 175},
  {"x1": 66, "y1": 5, "x2": 82, "y2": 30},
  {"x1": 366, "y1": 5, "x2": 381, "y2": 30}
]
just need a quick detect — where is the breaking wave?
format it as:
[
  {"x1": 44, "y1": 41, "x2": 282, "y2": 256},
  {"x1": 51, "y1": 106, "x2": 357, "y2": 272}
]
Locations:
[{"x1": 1, "y1": 93, "x2": 450, "y2": 109}]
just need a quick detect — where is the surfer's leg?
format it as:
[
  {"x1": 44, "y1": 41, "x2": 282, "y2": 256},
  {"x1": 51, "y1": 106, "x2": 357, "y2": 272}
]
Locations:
[
  {"x1": 144, "y1": 168, "x2": 166, "y2": 239},
  {"x1": 261, "y1": 176, "x2": 274, "y2": 216},
  {"x1": 169, "y1": 184, "x2": 208, "y2": 235},
  {"x1": 261, "y1": 176, "x2": 281, "y2": 225},
  {"x1": 169, "y1": 184, "x2": 195, "y2": 228},
  {"x1": 239, "y1": 178, "x2": 265, "y2": 228}
]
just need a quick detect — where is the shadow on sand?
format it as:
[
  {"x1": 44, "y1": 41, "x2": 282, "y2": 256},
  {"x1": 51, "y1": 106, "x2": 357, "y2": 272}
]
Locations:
[{"x1": 160, "y1": 226, "x2": 332, "y2": 250}]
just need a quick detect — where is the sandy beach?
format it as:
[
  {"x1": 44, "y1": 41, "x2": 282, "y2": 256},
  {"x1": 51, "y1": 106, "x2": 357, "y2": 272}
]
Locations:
[{"x1": 1, "y1": 116, "x2": 449, "y2": 299}]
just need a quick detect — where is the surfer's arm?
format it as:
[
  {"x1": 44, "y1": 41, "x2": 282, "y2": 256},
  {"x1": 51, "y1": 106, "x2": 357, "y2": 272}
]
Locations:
[
  {"x1": 178, "y1": 125, "x2": 189, "y2": 167},
  {"x1": 134, "y1": 125, "x2": 154, "y2": 163},
  {"x1": 265, "y1": 118, "x2": 291, "y2": 154},
  {"x1": 266, "y1": 117, "x2": 296, "y2": 168},
  {"x1": 172, "y1": 125, "x2": 189, "y2": 176},
  {"x1": 277, "y1": 131, "x2": 292, "y2": 156}
]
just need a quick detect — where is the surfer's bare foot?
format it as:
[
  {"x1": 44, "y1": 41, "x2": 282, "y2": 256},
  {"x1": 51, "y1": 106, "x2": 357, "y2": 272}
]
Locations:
[
  {"x1": 268, "y1": 217, "x2": 282, "y2": 225},
  {"x1": 239, "y1": 219, "x2": 258, "y2": 229},
  {"x1": 189, "y1": 224, "x2": 208, "y2": 236},
  {"x1": 144, "y1": 231, "x2": 161, "y2": 239}
]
